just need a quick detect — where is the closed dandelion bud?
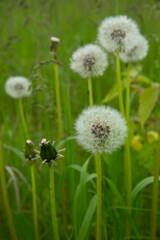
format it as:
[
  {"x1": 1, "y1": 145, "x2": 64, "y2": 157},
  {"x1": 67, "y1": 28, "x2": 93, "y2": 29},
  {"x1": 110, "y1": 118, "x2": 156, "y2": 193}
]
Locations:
[
  {"x1": 40, "y1": 138, "x2": 57, "y2": 162},
  {"x1": 50, "y1": 36, "x2": 60, "y2": 57},
  {"x1": 25, "y1": 140, "x2": 36, "y2": 160},
  {"x1": 4, "y1": 76, "x2": 32, "y2": 99},
  {"x1": 98, "y1": 15, "x2": 139, "y2": 53},
  {"x1": 70, "y1": 44, "x2": 108, "y2": 78},
  {"x1": 75, "y1": 105, "x2": 127, "y2": 154}
]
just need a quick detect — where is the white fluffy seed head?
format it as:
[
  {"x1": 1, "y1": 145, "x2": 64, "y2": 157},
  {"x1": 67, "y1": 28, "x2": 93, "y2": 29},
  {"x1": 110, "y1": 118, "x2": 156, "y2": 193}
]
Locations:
[
  {"x1": 70, "y1": 44, "x2": 108, "y2": 78},
  {"x1": 75, "y1": 105, "x2": 128, "y2": 154},
  {"x1": 5, "y1": 76, "x2": 32, "y2": 99},
  {"x1": 98, "y1": 15, "x2": 140, "y2": 53},
  {"x1": 119, "y1": 34, "x2": 149, "y2": 62}
]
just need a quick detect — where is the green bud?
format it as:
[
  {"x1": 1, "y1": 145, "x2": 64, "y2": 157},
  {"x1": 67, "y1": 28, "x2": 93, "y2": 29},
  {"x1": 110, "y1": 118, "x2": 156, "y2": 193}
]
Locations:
[
  {"x1": 40, "y1": 138, "x2": 57, "y2": 162},
  {"x1": 25, "y1": 140, "x2": 36, "y2": 160}
]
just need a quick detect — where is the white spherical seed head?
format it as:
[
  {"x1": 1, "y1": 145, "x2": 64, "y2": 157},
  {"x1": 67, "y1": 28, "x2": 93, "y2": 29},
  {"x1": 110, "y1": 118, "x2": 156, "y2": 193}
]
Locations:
[
  {"x1": 75, "y1": 105, "x2": 128, "y2": 154},
  {"x1": 70, "y1": 44, "x2": 108, "y2": 78},
  {"x1": 119, "y1": 34, "x2": 149, "y2": 63},
  {"x1": 5, "y1": 76, "x2": 32, "y2": 99},
  {"x1": 98, "y1": 15, "x2": 140, "y2": 53}
]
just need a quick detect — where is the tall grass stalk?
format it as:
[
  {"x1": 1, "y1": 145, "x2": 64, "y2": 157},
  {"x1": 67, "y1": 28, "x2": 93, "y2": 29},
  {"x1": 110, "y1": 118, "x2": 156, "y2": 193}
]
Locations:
[
  {"x1": 95, "y1": 153, "x2": 102, "y2": 240},
  {"x1": 18, "y1": 99, "x2": 39, "y2": 240},
  {"x1": 49, "y1": 165, "x2": 59, "y2": 240},
  {"x1": 116, "y1": 53, "x2": 132, "y2": 236},
  {"x1": 18, "y1": 98, "x2": 29, "y2": 139},
  {"x1": 150, "y1": 140, "x2": 160, "y2": 240},
  {"x1": 0, "y1": 139, "x2": 17, "y2": 240}
]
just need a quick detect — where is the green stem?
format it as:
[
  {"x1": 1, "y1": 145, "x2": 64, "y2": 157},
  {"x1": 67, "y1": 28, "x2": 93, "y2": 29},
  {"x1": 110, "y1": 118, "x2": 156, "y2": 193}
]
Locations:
[
  {"x1": 88, "y1": 77, "x2": 93, "y2": 107},
  {"x1": 54, "y1": 62, "x2": 68, "y2": 235},
  {"x1": 18, "y1": 98, "x2": 29, "y2": 139},
  {"x1": 150, "y1": 140, "x2": 160, "y2": 240},
  {"x1": 49, "y1": 165, "x2": 59, "y2": 240},
  {"x1": 31, "y1": 164, "x2": 39, "y2": 240},
  {"x1": 95, "y1": 153, "x2": 102, "y2": 240},
  {"x1": 124, "y1": 63, "x2": 132, "y2": 237},
  {"x1": 0, "y1": 141, "x2": 17, "y2": 240},
  {"x1": 126, "y1": 63, "x2": 130, "y2": 122},
  {"x1": 54, "y1": 63, "x2": 63, "y2": 141},
  {"x1": 116, "y1": 50, "x2": 125, "y2": 117}
]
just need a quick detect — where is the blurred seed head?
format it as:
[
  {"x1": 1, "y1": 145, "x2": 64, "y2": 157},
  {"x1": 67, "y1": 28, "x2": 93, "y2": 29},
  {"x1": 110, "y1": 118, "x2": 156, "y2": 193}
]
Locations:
[
  {"x1": 5, "y1": 76, "x2": 32, "y2": 99},
  {"x1": 120, "y1": 34, "x2": 149, "y2": 62}
]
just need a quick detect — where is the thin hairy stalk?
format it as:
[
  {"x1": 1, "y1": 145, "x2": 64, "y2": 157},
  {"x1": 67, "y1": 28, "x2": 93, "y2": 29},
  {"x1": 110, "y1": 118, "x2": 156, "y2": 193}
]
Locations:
[
  {"x1": 54, "y1": 62, "x2": 68, "y2": 234},
  {"x1": 18, "y1": 98, "x2": 29, "y2": 139},
  {"x1": 116, "y1": 50, "x2": 125, "y2": 117},
  {"x1": 88, "y1": 76, "x2": 93, "y2": 107},
  {"x1": 54, "y1": 63, "x2": 63, "y2": 140},
  {"x1": 126, "y1": 63, "x2": 130, "y2": 122},
  {"x1": 0, "y1": 141, "x2": 17, "y2": 240},
  {"x1": 95, "y1": 153, "x2": 102, "y2": 240},
  {"x1": 31, "y1": 164, "x2": 39, "y2": 240},
  {"x1": 150, "y1": 140, "x2": 160, "y2": 240},
  {"x1": 49, "y1": 165, "x2": 59, "y2": 240}
]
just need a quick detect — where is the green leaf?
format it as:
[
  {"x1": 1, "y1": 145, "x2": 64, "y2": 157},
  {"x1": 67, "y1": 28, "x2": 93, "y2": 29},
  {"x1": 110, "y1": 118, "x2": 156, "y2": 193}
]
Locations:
[
  {"x1": 104, "y1": 177, "x2": 125, "y2": 206},
  {"x1": 138, "y1": 87, "x2": 159, "y2": 128},
  {"x1": 132, "y1": 176, "x2": 160, "y2": 203},
  {"x1": 102, "y1": 83, "x2": 119, "y2": 103},
  {"x1": 137, "y1": 75, "x2": 152, "y2": 85},
  {"x1": 77, "y1": 195, "x2": 97, "y2": 240}
]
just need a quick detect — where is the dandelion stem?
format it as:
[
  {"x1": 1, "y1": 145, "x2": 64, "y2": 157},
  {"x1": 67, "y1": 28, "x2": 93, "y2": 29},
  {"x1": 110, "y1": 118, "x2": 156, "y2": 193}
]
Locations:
[
  {"x1": 88, "y1": 77, "x2": 93, "y2": 107},
  {"x1": 124, "y1": 63, "x2": 132, "y2": 237},
  {"x1": 116, "y1": 50, "x2": 125, "y2": 117},
  {"x1": 18, "y1": 98, "x2": 29, "y2": 139},
  {"x1": 31, "y1": 164, "x2": 39, "y2": 240},
  {"x1": 95, "y1": 153, "x2": 102, "y2": 240},
  {"x1": 0, "y1": 140, "x2": 17, "y2": 240},
  {"x1": 18, "y1": 99, "x2": 39, "y2": 240},
  {"x1": 126, "y1": 63, "x2": 130, "y2": 122},
  {"x1": 53, "y1": 61, "x2": 68, "y2": 235},
  {"x1": 49, "y1": 165, "x2": 59, "y2": 240},
  {"x1": 150, "y1": 140, "x2": 160, "y2": 240},
  {"x1": 54, "y1": 63, "x2": 63, "y2": 140}
]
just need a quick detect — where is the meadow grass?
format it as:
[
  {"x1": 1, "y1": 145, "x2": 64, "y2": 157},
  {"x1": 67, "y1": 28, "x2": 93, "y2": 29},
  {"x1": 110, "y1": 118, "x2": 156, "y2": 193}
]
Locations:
[{"x1": 0, "y1": 0, "x2": 160, "y2": 239}]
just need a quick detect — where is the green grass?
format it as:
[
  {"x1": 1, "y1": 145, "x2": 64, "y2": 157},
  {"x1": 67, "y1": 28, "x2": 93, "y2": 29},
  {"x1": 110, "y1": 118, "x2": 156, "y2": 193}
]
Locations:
[{"x1": 0, "y1": 0, "x2": 160, "y2": 239}]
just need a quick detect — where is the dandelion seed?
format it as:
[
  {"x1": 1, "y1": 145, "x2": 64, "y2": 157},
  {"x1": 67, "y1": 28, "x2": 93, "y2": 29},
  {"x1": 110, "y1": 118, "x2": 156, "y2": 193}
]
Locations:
[
  {"x1": 4, "y1": 76, "x2": 32, "y2": 99},
  {"x1": 70, "y1": 44, "x2": 108, "y2": 78},
  {"x1": 75, "y1": 105, "x2": 127, "y2": 154},
  {"x1": 98, "y1": 15, "x2": 140, "y2": 53},
  {"x1": 120, "y1": 34, "x2": 149, "y2": 62}
]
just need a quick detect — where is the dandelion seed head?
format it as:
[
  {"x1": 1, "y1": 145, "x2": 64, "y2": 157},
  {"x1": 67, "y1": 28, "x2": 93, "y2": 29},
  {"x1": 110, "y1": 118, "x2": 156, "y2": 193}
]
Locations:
[
  {"x1": 70, "y1": 44, "x2": 108, "y2": 78},
  {"x1": 75, "y1": 105, "x2": 127, "y2": 154},
  {"x1": 5, "y1": 76, "x2": 32, "y2": 99},
  {"x1": 120, "y1": 34, "x2": 149, "y2": 62},
  {"x1": 98, "y1": 15, "x2": 140, "y2": 53}
]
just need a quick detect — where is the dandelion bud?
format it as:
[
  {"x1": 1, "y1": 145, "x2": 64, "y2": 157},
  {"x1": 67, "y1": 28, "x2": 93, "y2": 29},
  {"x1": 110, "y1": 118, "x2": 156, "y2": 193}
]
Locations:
[
  {"x1": 75, "y1": 105, "x2": 127, "y2": 154},
  {"x1": 4, "y1": 76, "x2": 32, "y2": 99},
  {"x1": 40, "y1": 138, "x2": 57, "y2": 162},
  {"x1": 24, "y1": 140, "x2": 36, "y2": 160},
  {"x1": 70, "y1": 44, "x2": 108, "y2": 78},
  {"x1": 50, "y1": 36, "x2": 60, "y2": 57}
]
